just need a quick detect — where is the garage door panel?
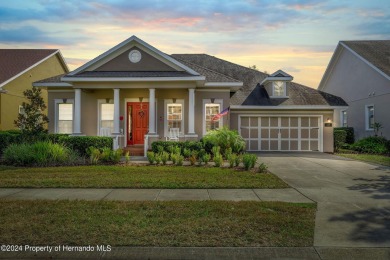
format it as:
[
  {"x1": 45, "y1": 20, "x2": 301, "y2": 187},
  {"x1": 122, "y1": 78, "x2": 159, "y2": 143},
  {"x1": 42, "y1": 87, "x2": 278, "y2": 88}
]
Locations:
[
  {"x1": 281, "y1": 117, "x2": 289, "y2": 127},
  {"x1": 301, "y1": 141, "x2": 309, "y2": 150},
  {"x1": 261, "y1": 117, "x2": 269, "y2": 127},
  {"x1": 310, "y1": 129, "x2": 318, "y2": 138},
  {"x1": 281, "y1": 140, "x2": 289, "y2": 150},
  {"x1": 241, "y1": 117, "x2": 249, "y2": 126},
  {"x1": 250, "y1": 140, "x2": 258, "y2": 151},
  {"x1": 290, "y1": 117, "x2": 298, "y2": 127},
  {"x1": 250, "y1": 117, "x2": 258, "y2": 126},
  {"x1": 250, "y1": 129, "x2": 258, "y2": 137},
  {"x1": 261, "y1": 129, "x2": 269, "y2": 138},
  {"x1": 290, "y1": 129, "x2": 298, "y2": 138},
  {"x1": 301, "y1": 117, "x2": 309, "y2": 127},
  {"x1": 240, "y1": 116, "x2": 321, "y2": 152},
  {"x1": 241, "y1": 128, "x2": 249, "y2": 138},
  {"x1": 270, "y1": 129, "x2": 279, "y2": 138},
  {"x1": 281, "y1": 129, "x2": 289, "y2": 138},
  {"x1": 290, "y1": 141, "x2": 298, "y2": 150},
  {"x1": 261, "y1": 140, "x2": 269, "y2": 150}
]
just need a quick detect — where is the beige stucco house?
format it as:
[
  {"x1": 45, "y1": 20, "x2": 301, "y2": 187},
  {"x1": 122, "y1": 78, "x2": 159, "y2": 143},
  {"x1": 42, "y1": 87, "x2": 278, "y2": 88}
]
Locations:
[
  {"x1": 34, "y1": 36, "x2": 347, "y2": 154},
  {"x1": 0, "y1": 49, "x2": 69, "y2": 130},
  {"x1": 319, "y1": 40, "x2": 390, "y2": 140}
]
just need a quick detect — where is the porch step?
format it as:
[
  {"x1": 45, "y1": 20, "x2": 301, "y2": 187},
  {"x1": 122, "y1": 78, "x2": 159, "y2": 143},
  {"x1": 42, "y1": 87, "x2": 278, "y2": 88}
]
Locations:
[{"x1": 124, "y1": 145, "x2": 144, "y2": 156}]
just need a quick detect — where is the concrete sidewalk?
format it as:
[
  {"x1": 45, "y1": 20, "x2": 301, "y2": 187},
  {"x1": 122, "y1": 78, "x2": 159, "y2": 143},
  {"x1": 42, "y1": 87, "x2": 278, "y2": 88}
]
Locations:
[
  {"x1": 1, "y1": 246, "x2": 390, "y2": 259},
  {"x1": 0, "y1": 188, "x2": 314, "y2": 203}
]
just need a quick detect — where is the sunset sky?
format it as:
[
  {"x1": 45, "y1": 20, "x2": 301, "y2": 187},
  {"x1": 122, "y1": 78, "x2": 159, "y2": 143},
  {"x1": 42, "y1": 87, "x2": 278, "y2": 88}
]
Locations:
[{"x1": 0, "y1": 0, "x2": 388, "y2": 88}]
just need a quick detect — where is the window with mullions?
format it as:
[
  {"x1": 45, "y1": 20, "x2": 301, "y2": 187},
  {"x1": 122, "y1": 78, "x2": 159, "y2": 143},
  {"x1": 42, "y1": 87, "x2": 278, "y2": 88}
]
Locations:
[{"x1": 205, "y1": 103, "x2": 220, "y2": 133}]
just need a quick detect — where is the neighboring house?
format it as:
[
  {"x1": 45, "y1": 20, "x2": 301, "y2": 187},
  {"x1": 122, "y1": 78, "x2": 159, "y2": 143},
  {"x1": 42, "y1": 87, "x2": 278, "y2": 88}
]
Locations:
[
  {"x1": 318, "y1": 40, "x2": 390, "y2": 140},
  {"x1": 0, "y1": 49, "x2": 69, "y2": 130},
  {"x1": 34, "y1": 36, "x2": 347, "y2": 154}
]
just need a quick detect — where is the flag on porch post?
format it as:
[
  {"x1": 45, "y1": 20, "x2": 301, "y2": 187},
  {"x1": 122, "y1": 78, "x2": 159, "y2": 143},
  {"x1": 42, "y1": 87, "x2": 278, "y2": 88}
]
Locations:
[{"x1": 212, "y1": 107, "x2": 230, "y2": 121}]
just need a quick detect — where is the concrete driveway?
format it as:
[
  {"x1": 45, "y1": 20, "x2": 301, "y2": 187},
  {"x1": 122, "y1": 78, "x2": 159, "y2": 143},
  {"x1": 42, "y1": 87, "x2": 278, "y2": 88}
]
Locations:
[{"x1": 257, "y1": 152, "x2": 390, "y2": 248}]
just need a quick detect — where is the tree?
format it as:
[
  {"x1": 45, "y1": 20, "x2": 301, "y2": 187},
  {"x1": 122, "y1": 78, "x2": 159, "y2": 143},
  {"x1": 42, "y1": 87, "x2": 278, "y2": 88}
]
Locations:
[
  {"x1": 14, "y1": 87, "x2": 49, "y2": 135},
  {"x1": 248, "y1": 65, "x2": 259, "y2": 71}
]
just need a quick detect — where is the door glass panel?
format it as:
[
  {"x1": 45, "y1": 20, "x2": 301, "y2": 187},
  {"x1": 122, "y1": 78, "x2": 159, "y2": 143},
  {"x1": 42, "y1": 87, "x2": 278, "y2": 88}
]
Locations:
[{"x1": 127, "y1": 105, "x2": 132, "y2": 142}]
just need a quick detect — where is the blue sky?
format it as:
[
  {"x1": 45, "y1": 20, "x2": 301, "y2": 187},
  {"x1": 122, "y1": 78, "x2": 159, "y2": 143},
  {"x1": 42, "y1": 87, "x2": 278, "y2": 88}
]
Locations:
[{"x1": 0, "y1": 0, "x2": 388, "y2": 87}]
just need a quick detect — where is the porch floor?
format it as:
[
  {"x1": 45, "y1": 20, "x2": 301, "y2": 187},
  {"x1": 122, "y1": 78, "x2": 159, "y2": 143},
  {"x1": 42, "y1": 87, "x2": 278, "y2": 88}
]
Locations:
[{"x1": 123, "y1": 145, "x2": 144, "y2": 156}]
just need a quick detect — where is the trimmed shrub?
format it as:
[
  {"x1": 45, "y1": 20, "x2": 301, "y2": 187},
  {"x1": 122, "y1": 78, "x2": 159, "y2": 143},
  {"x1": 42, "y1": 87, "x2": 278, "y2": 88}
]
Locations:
[
  {"x1": 147, "y1": 151, "x2": 155, "y2": 164},
  {"x1": 161, "y1": 151, "x2": 169, "y2": 165},
  {"x1": 59, "y1": 136, "x2": 112, "y2": 156},
  {"x1": 242, "y1": 153, "x2": 257, "y2": 170},
  {"x1": 334, "y1": 127, "x2": 354, "y2": 144},
  {"x1": 201, "y1": 127, "x2": 246, "y2": 155},
  {"x1": 213, "y1": 152, "x2": 223, "y2": 167},
  {"x1": 0, "y1": 131, "x2": 22, "y2": 154},
  {"x1": 176, "y1": 155, "x2": 184, "y2": 166},
  {"x1": 151, "y1": 141, "x2": 203, "y2": 155},
  {"x1": 3, "y1": 141, "x2": 77, "y2": 167},
  {"x1": 334, "y1": 129, "x2": 347, "y2": 152},
  {"x1": 258, "y1": 163, "x2": 268, "y2": 173},
  {"x1": 228, "y1": 153, "x2": 237, "y2": 168},
  {"x1": 351, "y1": 136, "x2": 389, "y2": 154}
]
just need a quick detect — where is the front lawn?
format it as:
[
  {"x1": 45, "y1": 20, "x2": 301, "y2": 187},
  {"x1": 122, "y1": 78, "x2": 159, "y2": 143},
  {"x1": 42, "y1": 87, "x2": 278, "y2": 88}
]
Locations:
[
  {"x1": 0, "y1": 165, "x2": 288, "y2": 188},
  {"x1": 337, "y1": 153, "x2": 390, "y2": 167},
  {"x1": 0, "y1": 200, "x2": 315, "y2": 247}
]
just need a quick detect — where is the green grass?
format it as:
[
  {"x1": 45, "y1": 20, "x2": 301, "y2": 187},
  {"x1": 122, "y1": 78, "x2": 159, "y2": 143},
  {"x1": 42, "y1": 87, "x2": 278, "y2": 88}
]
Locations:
[
  {"x1": 337, "y1": 153, "x2": 390, "y2": 167},
  {"x1": 0, "y1": 200, "x2": 315, "y2": 247},
  {"x1": 0, "y1": 165, "x2": 288, "y2": 188}
]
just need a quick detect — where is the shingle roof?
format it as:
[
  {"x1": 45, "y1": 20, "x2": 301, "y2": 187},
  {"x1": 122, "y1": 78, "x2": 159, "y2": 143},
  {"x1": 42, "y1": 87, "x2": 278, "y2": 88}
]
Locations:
[
  {"x1": 0, "y1": 49, "x2": 58, "y2": 84},
  {"x1": 170, "y1": 56, "x2": 241, "y2": 83},
  {"x1": 172, "y1": 54, "x2": 347, "y2": 106},
  {"x1": 63, "y1": 71, "x2": 194, "y2": 78},
  {"x1": 341, "y1": 40, "x2": 390, "y2": 77},
  {"x1": 34, "y1": 74, "x2": 66, "y2": 83}
]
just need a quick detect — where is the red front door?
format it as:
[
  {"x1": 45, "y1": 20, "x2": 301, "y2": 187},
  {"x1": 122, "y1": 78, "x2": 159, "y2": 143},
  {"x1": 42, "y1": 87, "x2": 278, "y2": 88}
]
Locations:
[{"x1": 127, "y1": 102, "x2": 149, "y2": 145}]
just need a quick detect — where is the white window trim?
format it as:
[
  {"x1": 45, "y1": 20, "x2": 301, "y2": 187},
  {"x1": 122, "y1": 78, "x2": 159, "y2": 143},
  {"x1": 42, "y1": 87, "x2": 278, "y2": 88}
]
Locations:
[
  {"x1": 54, "y1": 99, "x2": 74, "y2": 134},
  {"x1": 202, "y1": 99, "x2": 223, "y2": 135},
  {"x1": 164, "y1": 99, "x2": 184, "y2": 137},
  {"x1": 365, "y1": 104, "x2": 374, "y2": 131},
  {"x1": 97, "y1": 99, "x2": 114, "y2": 136},
  {"x1": 340, "y1": 110, "x2": 348, "y2": 127},
  {"x1": 271, "y1": 81, "x2": 288, "y2": 98}
]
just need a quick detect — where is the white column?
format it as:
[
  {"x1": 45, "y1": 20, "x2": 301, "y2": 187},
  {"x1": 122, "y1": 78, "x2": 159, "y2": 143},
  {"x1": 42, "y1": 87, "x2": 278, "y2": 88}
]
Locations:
[
  {"x1": 113, "y1": 88, "x2": 120, "y2": 134},
  {"x1": 148, "y1": 88, "x2": 156, "y2": 134},
  {"x1": 73, "y1": 88, "x2": 81, "y2": 134},
  {"x1": 188, "y1": 88, "x2": 195, "y2": 134}
]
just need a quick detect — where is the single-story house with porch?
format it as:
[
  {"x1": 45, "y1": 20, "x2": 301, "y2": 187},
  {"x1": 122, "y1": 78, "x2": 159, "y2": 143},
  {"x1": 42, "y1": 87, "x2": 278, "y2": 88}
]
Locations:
[{"x1": 33, "y1": 36, "x2": 347, "y2": 155}]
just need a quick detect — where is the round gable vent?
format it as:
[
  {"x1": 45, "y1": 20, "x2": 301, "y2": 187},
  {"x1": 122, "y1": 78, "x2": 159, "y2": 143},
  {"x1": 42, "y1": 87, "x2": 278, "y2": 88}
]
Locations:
[{"x1": 129, "y1": 50, "x2": 142, "y2": 63}]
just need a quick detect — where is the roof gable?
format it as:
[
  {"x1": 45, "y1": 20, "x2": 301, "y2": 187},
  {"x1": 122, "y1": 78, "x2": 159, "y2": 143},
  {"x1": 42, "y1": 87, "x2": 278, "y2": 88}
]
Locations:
[
  {"x1": 0, "y1": 49, "x2": 68, "y2": 88},
  {"x1": 69, "y1": 36, "x2": 200, "y2": 76}
]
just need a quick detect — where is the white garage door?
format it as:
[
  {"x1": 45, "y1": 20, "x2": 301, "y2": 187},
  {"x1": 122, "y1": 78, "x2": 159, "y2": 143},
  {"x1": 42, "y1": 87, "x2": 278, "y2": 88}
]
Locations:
[{"x1": 239, "y1": 116, "x2": 321, "y2": 151}]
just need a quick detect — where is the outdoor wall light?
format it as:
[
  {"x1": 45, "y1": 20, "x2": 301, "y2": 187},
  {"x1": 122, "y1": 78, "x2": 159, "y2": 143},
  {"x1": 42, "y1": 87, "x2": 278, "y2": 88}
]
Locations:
[
  {"x1": 139, "y1": 97, "x2": 143, "y2": 103},
  {"x1": 62, "y1": 98, "x2": 67, "y2": 103},
  {"x1": 105, "y1": 98, "x2": 111, "y2": 103},
  {"x1": 327, "y1": 118, "x2": 332, "y2": 123},
  {"x1": 211, "y1": 98, "x2": 215, "y2": 103},
  {"x1": 172, "y1": 98, "x2": 177, "y2": 103}
]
